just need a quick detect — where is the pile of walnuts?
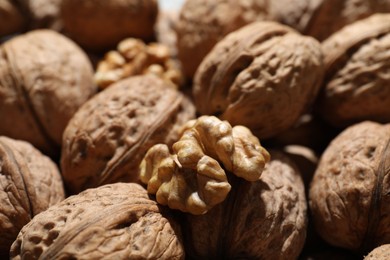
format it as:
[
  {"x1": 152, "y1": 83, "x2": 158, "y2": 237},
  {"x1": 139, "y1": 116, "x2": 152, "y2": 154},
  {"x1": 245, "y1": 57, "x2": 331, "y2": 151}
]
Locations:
[{"x1": 1, "y1": 0, "x2": 390, "y2": 259}]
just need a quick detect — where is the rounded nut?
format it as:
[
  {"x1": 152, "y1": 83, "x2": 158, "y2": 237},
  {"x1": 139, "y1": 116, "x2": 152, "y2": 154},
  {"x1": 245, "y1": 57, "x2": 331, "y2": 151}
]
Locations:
[
  {"x1": 0, "y1": 29, "x2": 96, "y2": 156},
  {"x1": 365, "y1": 244, "x2": 390, "y2": 259},
  {"x1": 10, "y1": 183, "x2": 185, "y2": 260},
  {"x1": 309, "y1": 121, "x2": 390, "y2": 252},
  {"x1": 194, "y1": 21, "x2": 324, "y2": 139},
  {"x1": 176, "y1": 0, "x2": 270, "y2": 78},
  {"x1": 181, "y1": 150, "x2": 307, "y2": 258},
  {"x1": 60, "y1": 0, "x2": 158, "y2": 51},
  {"x1": 0, "y1": 0, "x2": 26, "y2": 37},
  {"x1": 270, "y1": 0, "x2": 390, "y2": 41},
  {"x1": 0, "y1": 136, "x2": 65, "y2": 256},
  {"x1": 318, "y1": 14, "x2": 390, "y2": 127},
  {"x1": 18, "y1": 0, "x2": 63, "y2": 30},
  {"x1": 61, "y1": 75, "x2": 195, "y2": 194}
]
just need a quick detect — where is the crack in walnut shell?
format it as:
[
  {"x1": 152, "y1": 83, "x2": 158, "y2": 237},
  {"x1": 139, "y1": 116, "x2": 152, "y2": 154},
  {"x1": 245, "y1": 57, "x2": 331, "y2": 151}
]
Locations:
[
  {"x1": 10, "y1": 183, "x2": 185, "y2": 260},
  {"x1": 193, "y1": 21, "x2": 324, "y2": 139},
  {"x1": 0, "y1": 136, "x2": 65, "y2": 256},
  {"x1": 140, "y1": 116, "x2": 270, "y2": 215}
]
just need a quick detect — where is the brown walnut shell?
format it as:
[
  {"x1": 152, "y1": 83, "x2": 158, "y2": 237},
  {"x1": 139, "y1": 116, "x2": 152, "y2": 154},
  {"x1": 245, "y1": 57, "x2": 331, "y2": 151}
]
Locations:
[
  {"x1": 318, "y1": 14, "x2": 390, "y2": 127},
  {"x1": 194, "y1": 21, "x2": 324, "y2": 139},
  {"x1": 309, "y1": 121, "x2": 390, "y2": 253},
  {"x1": 60, "y1": 0, "x2": 158, "y2": 51},
  {"x1": 182, "y1": 150, "x2": 307, "y2": 259},
  {"x1": 0, "y1": 29, "x2": 96, "y2": 156},
  {"x1": 61, "y1": 75, "x2": 195, "y2": 194},
  {"x1": 0, "y1": 136, "x2": 65, "y2": 256},
  {"x1": 10, "y1": 183, "x2": 185, "y2": 260},
  {"x1": 270, "y1": 0, "x2": 390, "y2": 41},
  {"x1": 176, "y1": 0, "x2": 270, "y2": 78},
  {"x1": 0, "y1": 0, "x2": 26, "y2": 37}
]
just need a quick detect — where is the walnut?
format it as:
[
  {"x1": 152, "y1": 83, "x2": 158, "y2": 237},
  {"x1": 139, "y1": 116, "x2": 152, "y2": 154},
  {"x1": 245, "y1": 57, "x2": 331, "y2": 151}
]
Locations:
[
  {"x1": 61, "y1": 75, "x2": 195, "y2": 194},
  {"x1": 140, "y1": 116, "x2": 270, "y2": 215},
  {"x1": 0, "y1": 136, "x2": 65, "y2": 257},
  {"x1": 17, "y1": 0, "x2": 63, "y2": 30},
  {"x1": 309, "y1": 121, "x2": 390, "y2": 253},
  {"x1": 318, "y1": 14, "x2": 390, "y2": 127},
  {"x1": 181, "y1": 151, "x2": 307, "y2": 258},
  {"x1": 95, "y1": 38, "x2": 183, "y2": 90},
  {"x1": 270, "y1": 0, "x2": 390, "y2": 41},
  {"x1": 0, "y1": 29, "x2": 96, "y2": 157},
  {"x1": 60, "y1": 0, "x2": 158, "y2": 51},
  {"x1": 156, "y1": 10, "x2": 180, "y2": 57},
  {"x1": 10, "y1": 183, "x2": 185, "y2": 259},
  {"x1": 193, "y1": 21, "x2": 324, "y2": 139},
  {"x1": 176, "y1": 0, "x2": 271, "y2": 78},
  {"x1": 0, "y1": 0, "x2": 26, "y2": 37},
  {"x1": 365, "y1": 244, "x2": 390, "y2": 259}
]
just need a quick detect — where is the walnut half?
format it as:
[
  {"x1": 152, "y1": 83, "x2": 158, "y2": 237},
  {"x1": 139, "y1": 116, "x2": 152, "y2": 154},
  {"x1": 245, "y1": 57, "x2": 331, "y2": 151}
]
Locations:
[{"x1": 140, "y1": 116, "x2": 270, "y2": 215}]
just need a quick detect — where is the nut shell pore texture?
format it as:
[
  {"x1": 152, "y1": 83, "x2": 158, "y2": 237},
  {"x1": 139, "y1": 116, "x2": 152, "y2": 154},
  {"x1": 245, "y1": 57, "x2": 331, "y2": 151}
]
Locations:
[
  {"x1": 182, "y1": 151, "x2": 307, "y2": 259},
  {"x1": 61, "y1": 75, "x2": 195, "y2": 194},
  {"x1": 0, "y1": 29, "x2": 96, "y2": 156},
  {"x1": 10, "y1": 183, "x2": 185, "y2": 260},
  {"x1": 0, "y1": 136, "x2": 65, "y2": 255},
  {"x1": 194, "y1": 21, "x2": 323, "y2": 139},
  {"x1": 309, "y1": 121, "x2": 390, "y2": 252}
]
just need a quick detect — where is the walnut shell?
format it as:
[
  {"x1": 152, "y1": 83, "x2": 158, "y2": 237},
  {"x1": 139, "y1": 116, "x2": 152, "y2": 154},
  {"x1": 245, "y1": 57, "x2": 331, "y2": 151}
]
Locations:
[
  {"x1": 309, "y1": 121, "x2": 390, "y2": 253},
  {"x1": 365, "y1": 244, "x2": 390, "y2": 259},
  {"x1": 318, "y1": 14, "x2": 390, "y2": 127},
  {"x1": 61, "y1": 75, "x2": 195, "y2": 194},
  {"x1": 0, "y1": 29, "x2": 96, "y2": 156},
  {"x1": 176, "y1": 0, "x2": 270, "y2": 78},
  {"x1": 194, "y1": 21, "x2": 324, "y2": 139},
  {"x1": 10, "y1": 183, "x2": 185, "y2": 260},
  {"x1": 0, "y1": 0, "x2": 26, "y2": 37},
  {"x1": 181, "y1": 150, "x2": 307, "y2": 259},
  {"x1": 270, "y1": 0, "x2": 390, "y2": 41},
  {"x1": 60, "y1": 0, "x2": 158, "y2": 51},
  {"x1": 0, "y1": 136, "x2": 65, "y2": 256}
]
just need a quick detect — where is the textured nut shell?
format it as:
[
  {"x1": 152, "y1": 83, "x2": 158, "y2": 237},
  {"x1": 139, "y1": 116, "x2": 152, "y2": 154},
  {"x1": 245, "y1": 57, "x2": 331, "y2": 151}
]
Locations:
[
  {"x1": 61, "y1": 75, "x2": 195, "y2": 194},
  {"x1": 270, "y1": 0, "x2": 390, "y2": 41},
  {"x1": 0, "y1": 0, "x2": 26, "y2": 37},
  {"x1": 319, "y1": 14, "x2": 390, "y2": 127},
  {"x1": 61, "y1": 0, "x2": 158, "y2": 51},
  {"x1": 194, "y1": 21, "x2": 323, "y2": 139},
  {"x1": 10, "y1": 183, "x2": 185, "y2": 260},
  {"x1": 365, "y1": 244, "x2": 390, "y2": 259},
  {"x1": 309, "y1": 121, "x2": 390, "y2": 252},
  {"x1": 176, "y1": 0, "x2": 270, "y2": 78},
  {"x1": 0, "y1": 29, "x2": 96, "y2": 156},
  {"x1": 0, "y1": 136, "x2": 65, "y2": 255},
  {"x1": 183, "y1": 151, "x2": 307, "y2": 259}
]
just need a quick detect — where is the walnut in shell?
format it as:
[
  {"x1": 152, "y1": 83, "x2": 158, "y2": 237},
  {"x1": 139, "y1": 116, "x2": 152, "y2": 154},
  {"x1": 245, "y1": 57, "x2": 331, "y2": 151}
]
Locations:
[
  {"x1": 60, "y1": 0, "x2": 158, "y2": 51},
  {"x1": 181, "y1": 151, "x2": 307, "y2": 258},
  {"x1": 176, "y1": 0, "x2": 271, "y2": 78},
  {"x1": 194, "y1": 21, "x2": 324, "y2": 139},
  {"x1": 365, "y1": 244, "x2": 390, "y2": 259},
  {"x1": 0, "y1": 136, "x2": 65, "y2": 256},
  {"x1": 0, "y1": 29, "x2": 96, "y2": 157},
  {"x1": 318, "y1": 14, "x2": 390, "y2": 127},
  {"x1": 140, "y1": 116, "x2": 270, "y2": 215},
  {"x1": 309, "y1": 121, "x2": 390, "y2": 253},
  {"x1": 10, "y1": 183, "x2": 185, "y2": 260},
  {"x1": 0, "y1": 0, "x2": 26, "y2": 37},
  {"x1": 61, "y1": 75, "x2": 195, "y2": 194},
  {"x1": 95, "y1": 38, "x2": 183, "y2": 90}
]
